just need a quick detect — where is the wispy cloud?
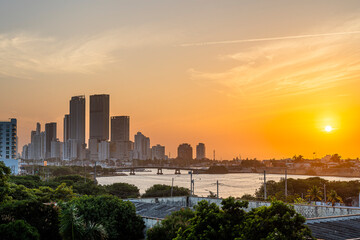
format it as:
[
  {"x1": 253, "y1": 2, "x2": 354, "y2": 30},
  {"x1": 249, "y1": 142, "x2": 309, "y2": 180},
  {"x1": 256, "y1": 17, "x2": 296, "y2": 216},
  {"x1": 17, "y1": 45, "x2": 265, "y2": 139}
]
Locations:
[
  {"x1": 0, "y1": 28, "x2": 174, "y2": 78},
  {"x1": 180, "y1": 30, "x2": 360, "y2": 47},
  {"x1": 189, "y1": 20, "x2": 360, "y2": 102}
]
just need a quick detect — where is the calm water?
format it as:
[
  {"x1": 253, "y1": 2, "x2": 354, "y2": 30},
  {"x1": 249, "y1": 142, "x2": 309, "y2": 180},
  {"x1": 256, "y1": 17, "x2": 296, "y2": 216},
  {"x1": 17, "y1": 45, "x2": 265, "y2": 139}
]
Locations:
[{"x1": 97, "y1": 169, "x2": 360, "y2": 198}]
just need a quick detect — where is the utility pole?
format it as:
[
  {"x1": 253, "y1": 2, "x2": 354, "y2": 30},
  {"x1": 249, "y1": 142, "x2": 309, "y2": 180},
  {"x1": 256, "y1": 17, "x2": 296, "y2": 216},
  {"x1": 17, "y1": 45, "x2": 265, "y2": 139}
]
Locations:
[
  {"x1": 216, "y1": 180, "x2": 219, "y2": 198},
  {"x1": 324, "y1": 183, "x2": 326, "y2": 205},
  {"x1": 285, "y1": 168, "x2": 288, "y2": 202},
  {"x1": 171, "y1": 177, "x2": 174, "y2": 197},
  {"x1": 189, "y1": 171, "x2": 193, "y2": 196},
  {"x1": 94, "y1": 161, "x2": 97, "y2": 183},
  {"x1": 264, "y1": 170, "x2": 267, "y2": 200}
]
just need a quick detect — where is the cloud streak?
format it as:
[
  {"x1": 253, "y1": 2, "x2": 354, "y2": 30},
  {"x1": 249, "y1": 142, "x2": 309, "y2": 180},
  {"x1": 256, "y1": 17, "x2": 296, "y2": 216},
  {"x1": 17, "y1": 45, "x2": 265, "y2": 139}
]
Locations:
[
  {"x1": 180, "y1": 30, "x2": 360, "y2": 47},
  {"x1": 189, "y1": 21, "x2": 360, "y2": 103}
]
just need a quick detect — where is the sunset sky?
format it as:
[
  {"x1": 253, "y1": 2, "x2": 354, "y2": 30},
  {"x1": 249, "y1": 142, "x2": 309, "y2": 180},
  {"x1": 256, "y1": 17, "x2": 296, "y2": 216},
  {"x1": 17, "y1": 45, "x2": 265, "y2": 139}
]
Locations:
[{"x1": 1, "y1": 0, "x2": 360, "y2": 160}]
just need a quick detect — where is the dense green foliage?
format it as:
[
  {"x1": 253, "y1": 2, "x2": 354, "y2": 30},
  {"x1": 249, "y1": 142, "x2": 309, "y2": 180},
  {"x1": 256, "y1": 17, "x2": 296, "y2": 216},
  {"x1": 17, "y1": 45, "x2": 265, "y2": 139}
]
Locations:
[
  {"x1": 255, "y1": 177, "x2": 360, "y2": 205},
  {"x1": 0, "y1": 220, "x2": 40, "y2": 240},
  {"x1": 142, "y1": 184, "x2": 190, "y2": 198},
  {"x1": 0, "y1": 200, "x2": 61, "y2": 240},
  {"x1": 104, "y1": 182, "x2": 140, "y2": 198},
  {"x1": 147, "y1": 208, "x2": 195, "y2": 240},
  {"x1": 0, "y1": 161, "x2": 11, "y2": 202},
  {"x1": 148, "y1": 197, "x2": 314, "y2": 240},
  {"x1": 61, "y1": 195, "x2": 144, "y2": 240}
]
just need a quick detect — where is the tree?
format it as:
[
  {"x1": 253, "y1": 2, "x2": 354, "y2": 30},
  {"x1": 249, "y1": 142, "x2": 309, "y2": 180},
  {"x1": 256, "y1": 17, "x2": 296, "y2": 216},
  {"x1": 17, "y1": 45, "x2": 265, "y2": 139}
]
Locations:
[
  {"x1": 59, "y1": 204, "x2": 107, "y2": 240},
  {"x1": 241, "y1": 200, "x2": 314, "y2": 240},
  {"x1": 61, "y1": 195, "x2": 144, "y2": 240},
  {"x1": 0, "y1": 220, "x2": 40, "y2": 240},
  {"x1": 327, "y1": 190, "x2": 343, "y2": 206},
  {"x1": 142, "y1": 184, "x2": 190, "y2": 198},
  {"x1": 147, "y1": 208, "x2": 194, "y2": 240},
  {"x1": 306, "y1": 186, "x2": 323, "y2": 202},
  {"x1": 104, "y1": 182, "x2": 140, "y2": 198},
  {"x1": 330, "y1": 154, "x2": 341, "y2": 163},
  {"x1": 174, "y1": 198, "x2": 314, "y2": 240},
  {"x1": 0, "y1": 199, "x2": 61, "y2": 240},
  {"x1": 0, "y1": 161, "x2": 11, "y2": 203}
]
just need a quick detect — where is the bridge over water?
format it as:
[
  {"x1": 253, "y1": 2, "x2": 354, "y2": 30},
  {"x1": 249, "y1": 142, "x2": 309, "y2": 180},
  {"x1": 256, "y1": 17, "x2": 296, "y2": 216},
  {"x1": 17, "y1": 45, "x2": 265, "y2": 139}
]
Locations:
[{"x1": 115, "y1": 166, "x2": 208, "y2": 175}]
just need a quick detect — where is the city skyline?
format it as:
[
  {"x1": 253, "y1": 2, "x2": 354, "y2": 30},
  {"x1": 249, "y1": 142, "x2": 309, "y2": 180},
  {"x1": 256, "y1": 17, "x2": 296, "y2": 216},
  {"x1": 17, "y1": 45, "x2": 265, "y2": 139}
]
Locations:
[{"x1": 1, "y1": 1, "x2": 360, "y2": 159}]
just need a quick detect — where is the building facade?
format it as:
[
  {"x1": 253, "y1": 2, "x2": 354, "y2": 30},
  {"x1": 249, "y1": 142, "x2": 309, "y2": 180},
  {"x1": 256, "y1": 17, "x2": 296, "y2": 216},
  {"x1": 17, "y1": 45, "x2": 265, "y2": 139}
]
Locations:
[
  {"x1": 70, "y1": 96, "x2": 86, "y2": 145},
  {"x1": 177, "y1": 143, "x2": 193, "y2": 161},
  {"x1": 111, "y1": 116, "x2": 130, "y2": 142},
  {"x1": 45, "y1": 122, "x2": 57, "y2": 159},
  {"x1": 133, "y1": 132, "x2": 151, "y2": 160},
  {"x1": 0, "y1": 118, "x2": 18, "y2": 174},
  {"x1": 151, "y1": 144, "x2": 165, "y2": 160},
  {"x1": 196, "y1": 143, "x2": 206, "y2": 160}
]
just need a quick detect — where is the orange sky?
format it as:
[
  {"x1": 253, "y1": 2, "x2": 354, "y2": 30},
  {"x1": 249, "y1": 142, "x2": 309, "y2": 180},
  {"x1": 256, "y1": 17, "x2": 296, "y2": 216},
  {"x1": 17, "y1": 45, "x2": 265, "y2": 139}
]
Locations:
[{"x1": 1, "y1": 1, "x2": 360, "y2": 159}]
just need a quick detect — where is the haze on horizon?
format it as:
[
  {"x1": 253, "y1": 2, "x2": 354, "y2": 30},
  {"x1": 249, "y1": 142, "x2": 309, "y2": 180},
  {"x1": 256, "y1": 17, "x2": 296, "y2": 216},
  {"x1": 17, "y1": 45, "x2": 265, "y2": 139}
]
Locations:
[{"x1": 1, "y1": 0, "x2": 360, "y2": 160}]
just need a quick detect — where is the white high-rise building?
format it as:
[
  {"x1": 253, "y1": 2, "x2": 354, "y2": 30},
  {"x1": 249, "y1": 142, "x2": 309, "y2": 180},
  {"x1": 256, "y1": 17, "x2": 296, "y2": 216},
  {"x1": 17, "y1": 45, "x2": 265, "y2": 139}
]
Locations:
[
  {"x1": 98, "y1": 141, "x2": 110, "y2": 161},
  {"x1": 133, "y1": 132, "x2": 151, "y2": 160},
  {"x1": 151, "y1": 144, "x2": 165, "y2": 160}
]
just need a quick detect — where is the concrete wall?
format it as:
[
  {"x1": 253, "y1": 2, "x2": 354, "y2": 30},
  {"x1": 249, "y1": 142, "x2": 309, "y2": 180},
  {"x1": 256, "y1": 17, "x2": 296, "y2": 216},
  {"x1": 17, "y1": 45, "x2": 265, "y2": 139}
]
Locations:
[
  {"x1": 132, "y1": 196, "x2": 360, "y2": 219},
  {"x1": 142, "y1": 217, "x2": 161, "y2": 230}
]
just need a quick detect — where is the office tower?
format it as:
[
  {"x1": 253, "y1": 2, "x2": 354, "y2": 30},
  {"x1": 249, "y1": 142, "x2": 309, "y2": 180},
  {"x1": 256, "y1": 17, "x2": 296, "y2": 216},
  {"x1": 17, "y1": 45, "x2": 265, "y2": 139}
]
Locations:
[
  {"x1": 70, "y1": 96, "x2": 85, "y2": 144},
  {"x1": 63, "y1": 114, "x2": 70, "y2": 142},
  {"x1": 0, "y1": 118, "x2": 18, "y2": 174},
  {"x1": 133, "y1": 132, "x2": 151, "y2": 160},
  {"x1": 177, "y1": 143, "x2": 193, "y2": 160},
  {"x1": 111, "y1": 116, "x2": 129, "y2": 142},
  {"x1": 90, "y1": 94, "x2": 110, "y2": 141},
  {"x1": 29, "y1": 122, "x2": 43, "y2": 160},
  {"x1": 89, "y1": 94, "x2": 109, "y2": 160},
  {"x1": 196, "y1": 143, "x2": 206, "y2": 160},
  {"x1": 45, "y1": 122, "x2": 57, "y2": 159},
  {"x1": 151, "y1": 144, "x2": 165, "y2": 160}
]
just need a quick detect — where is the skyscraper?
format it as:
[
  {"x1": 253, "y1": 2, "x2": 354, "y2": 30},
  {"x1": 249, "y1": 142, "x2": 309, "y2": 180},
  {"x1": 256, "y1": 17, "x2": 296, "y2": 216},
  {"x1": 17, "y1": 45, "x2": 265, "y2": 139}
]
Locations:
[
  {"x1": 90, "y1": 94, "x2": 110, "y2": 141},
  {"x1": 89, "y1": 94, "x2": 109, "y2": 160},
  {"x1": 111, "y1": 116, "x2": 129, "y2": 142},
  {"x1": 133, "y1": 132, "x2": 151, "y2": 160},
  {"x1": 45, "y1": 122, "x2": 57, "y2": 159},
  {"x1": 177, "y1": 143, "x2": 193, "y2": 161},
  {"x1": 70, "y1": 96, "x2": 85, "y2": 145},
  {"x1": 0, "y1": 118, "x2": 18, "y2": 174},
  {"x1": 63, "y1": 114, "x2": 70, "y2": 142},
  {"x1": 196, "y1": 143, "x2": 206, "y2": 160}
]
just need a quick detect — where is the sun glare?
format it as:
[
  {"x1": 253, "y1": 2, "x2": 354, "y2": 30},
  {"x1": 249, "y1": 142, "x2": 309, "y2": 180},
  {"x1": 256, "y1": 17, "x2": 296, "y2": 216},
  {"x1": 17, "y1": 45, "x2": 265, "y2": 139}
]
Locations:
[{"x1": 325, "y1": 125, "x2": 333, "y2": 132}]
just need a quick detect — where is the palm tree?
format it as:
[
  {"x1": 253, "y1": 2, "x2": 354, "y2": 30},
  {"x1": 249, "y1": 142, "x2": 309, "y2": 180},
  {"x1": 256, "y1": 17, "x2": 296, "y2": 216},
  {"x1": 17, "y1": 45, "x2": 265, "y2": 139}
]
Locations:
[
  {"x1": 327, "y1": 190, "x2": 343, "y2": 206},
  {"x1": 305, "y1": 186, "x2": 322, "y2": 203},
  {"x1": 60, "y1": 204, "x2": 107, "y2": 240}
]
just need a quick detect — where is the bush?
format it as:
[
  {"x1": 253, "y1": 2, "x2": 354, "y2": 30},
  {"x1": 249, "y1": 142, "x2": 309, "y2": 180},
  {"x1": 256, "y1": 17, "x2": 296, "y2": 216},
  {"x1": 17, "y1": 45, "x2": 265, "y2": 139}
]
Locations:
[
  {"x1": 104, "y1": 182, "x2": 140, "y2": 198},
  {"x1": 142, "y1": 184, "x2": 190, "y2": 198},
  {"x1": 61, "y1": 195, "x2": 144, "y2": 240},
  {"x1": 0, "y1": 220, "x2": 40, "y2": 240},
  {"x1": 147, "y1": 208, "x2": 194, "y2": 240},
  {"x1": 0, "y1": 199, "x2": 61, "y2": 240}
]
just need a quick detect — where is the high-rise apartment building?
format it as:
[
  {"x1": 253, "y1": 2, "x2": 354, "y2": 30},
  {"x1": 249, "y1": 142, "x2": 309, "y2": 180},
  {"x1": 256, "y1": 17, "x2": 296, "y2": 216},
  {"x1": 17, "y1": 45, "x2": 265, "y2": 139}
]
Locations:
[
  {"x1": 45, "y1": 122, "x2": 57, "y2": 159},
  {"x1": 0, "y1": 118, "x2": 18, "y2": 174},
  {"x1": 196, "y1": 143, "x2": 206, "y2": 160},
  {"x1": 177, "y1": 143, "x2": 193, "y2": 161},
  {"x1": 133, "y1": 132, "x2": 151, "y2": 160},
  {"x1": 70, "y1": 96, "x2": 85, "y2": 144},
  {"x1": 90, "y1": 94, "x2": 109, "y2": 141},
  {"x1": 111, "y1": 116, "x2": 129, "y2": 142},
  {"x1": 63, "y1": 114, "x2": 70, "y2": 142},
  {"x1": 151, "y1": 144, "x2": 165, "y2": 160}
]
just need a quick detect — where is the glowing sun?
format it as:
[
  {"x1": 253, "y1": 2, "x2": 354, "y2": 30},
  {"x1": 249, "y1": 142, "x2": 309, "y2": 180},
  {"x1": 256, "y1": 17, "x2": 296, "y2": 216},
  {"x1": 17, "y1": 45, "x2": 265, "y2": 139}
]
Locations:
[{"x1": 325, "y1": 125, "x2": 333, "y2": 132}]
